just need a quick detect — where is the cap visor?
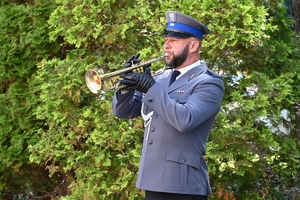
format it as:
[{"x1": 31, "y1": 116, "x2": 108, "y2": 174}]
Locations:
[{"x1": 161, "y1": 30, "x2": 193, "y2": 38}]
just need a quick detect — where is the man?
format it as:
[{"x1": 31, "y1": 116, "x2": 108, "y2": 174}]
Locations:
[{"x1": 112, "y1": 11, "x2": 224, "y2": 200}]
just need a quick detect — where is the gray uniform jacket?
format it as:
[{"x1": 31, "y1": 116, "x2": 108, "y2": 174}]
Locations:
[{"x1": 112, "y1": 61, "x2": 224, "y2": 196}]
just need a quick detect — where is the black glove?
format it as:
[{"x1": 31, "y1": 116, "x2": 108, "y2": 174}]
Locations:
[
  {"x1": 122, "y1": 53, "x2": 141, "y2": 70},
  {"x1": 121, "y1": 53, "x2": 141, "y2": 91},
  {"x1": 120, "y1": 64, "x2": 155, "y2": 93}
]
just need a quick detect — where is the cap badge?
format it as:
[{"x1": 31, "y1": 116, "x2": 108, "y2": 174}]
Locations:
[{"x1": 169, "y1": 12, "x2": 176, "y2": 22}]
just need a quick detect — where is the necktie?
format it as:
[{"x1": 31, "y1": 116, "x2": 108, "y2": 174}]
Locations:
[{"x1": 169, "y1": 70, "x2": 181, "y2": 86}]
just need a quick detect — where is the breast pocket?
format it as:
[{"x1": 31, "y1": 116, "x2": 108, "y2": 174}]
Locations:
[{"x1": 163, "y1": 147, "x2": 201, "y2": 191}]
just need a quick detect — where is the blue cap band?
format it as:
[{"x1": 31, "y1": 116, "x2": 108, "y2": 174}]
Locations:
[{"x1": 167, "y1": 22, "x2": 204, "y2": 39}]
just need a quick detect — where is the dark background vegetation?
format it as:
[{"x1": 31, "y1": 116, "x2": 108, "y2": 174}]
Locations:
[{"x1": 0, "y1": 0, "x2": 299, "y2": 199}]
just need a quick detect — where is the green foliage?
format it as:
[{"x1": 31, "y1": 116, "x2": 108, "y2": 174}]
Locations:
[
  {"x1": 29, "y1": 49, "x2": 145, "y2": 199},
  {"x1": 0, "y1": 0, "x2": 300, "y2": 199},
  {"x1": 0, "y1": 0, "x2": 61, "y2": 198},
  {"x1": 206, "y1": 1, "x2": 300, "y2": 198},
  {"x1": 196, "y1": 0, "x2": 276, "y2": 74}
]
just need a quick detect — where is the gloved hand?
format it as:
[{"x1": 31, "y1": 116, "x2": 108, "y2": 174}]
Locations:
[
  {"x1": 120, "y1": 64, "x2": 155, "y2": 93},
  {"x1": 122, "y1": 53, "x2": 141, "y2": 70},
  {"x1": 120, "y1": 53, "x2": 141, "y2": 91}
]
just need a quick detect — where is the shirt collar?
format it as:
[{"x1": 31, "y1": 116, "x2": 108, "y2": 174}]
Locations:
[{"x1": 175, "y1": 60, "x2": 201, "y2": 79}]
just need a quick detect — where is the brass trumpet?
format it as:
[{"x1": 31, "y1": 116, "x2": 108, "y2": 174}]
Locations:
[{"x1": 85, "y1": 53, "x2": 168, "y2": 94}]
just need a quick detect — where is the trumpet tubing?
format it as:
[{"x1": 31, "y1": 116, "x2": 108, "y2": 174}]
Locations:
[{"x1": 85, "y1": 54, "x2": 168, "y2": 94}]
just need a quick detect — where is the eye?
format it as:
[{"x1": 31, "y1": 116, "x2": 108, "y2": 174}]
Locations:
[{"x1": 169, "y1": 38, "x2": 177, "y2": 42}]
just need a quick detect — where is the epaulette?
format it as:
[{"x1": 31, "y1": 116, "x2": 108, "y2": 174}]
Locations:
[{"x1": 205, "y1": 69, "x2": 223, "y2": 79}]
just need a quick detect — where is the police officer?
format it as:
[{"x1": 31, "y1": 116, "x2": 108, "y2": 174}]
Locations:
[{"x1": 112, "y1": 11, "x2": 224, "y2": 200}]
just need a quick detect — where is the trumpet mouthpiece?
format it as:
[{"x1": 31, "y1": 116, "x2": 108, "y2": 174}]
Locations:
[{"x1": 164, "y1": 53, "x2": 169, "y2": 57}]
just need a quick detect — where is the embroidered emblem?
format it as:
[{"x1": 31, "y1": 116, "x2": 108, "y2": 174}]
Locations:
[{"x1": 169, "y1": 12, "x2": 176, "y2": 22}]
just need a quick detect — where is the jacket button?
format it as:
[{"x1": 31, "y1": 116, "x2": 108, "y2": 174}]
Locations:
[
  {"x1": 150, "y1": 127, "x2": 155, "y2": 132},
  {"x1": 153, "y1": 115, "x2": 158, "y2": 119},
  {"x1": 149, "y1": 140, "x2": 153, "y2": 145},
  {"x1": 182, "y1": 159, "x2": 186, "y2": 162},
  {"x1": 148, "y1": 98, "x2": 153, "y2": 102}
]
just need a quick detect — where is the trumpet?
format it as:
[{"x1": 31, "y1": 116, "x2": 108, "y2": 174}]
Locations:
[{"x1": 85, "y1": 53, "x2": 168, "y2": 94}]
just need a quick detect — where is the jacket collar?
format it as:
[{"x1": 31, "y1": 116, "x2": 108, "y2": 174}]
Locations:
[{"x1": 167, "y1": 61, "x2": 208, "y2": 92}]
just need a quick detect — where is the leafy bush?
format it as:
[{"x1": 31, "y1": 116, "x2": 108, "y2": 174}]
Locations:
[{"x1": 0, "y1": 0, "x2": 299, "y2": 199}]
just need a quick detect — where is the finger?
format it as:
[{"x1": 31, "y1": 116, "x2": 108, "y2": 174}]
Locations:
[
  {"x1": 120, "y1": 72, "x2": 132, "y2": 78},
  {"x1": 125, "y1": 55, "x2": 135, "y2": 64},
  {"x1": 123, "y1": 62, "x2": 131, "y2": 69},
  {"x1": 143, "y1": 63, "x2": 151, "y2": 71},
  {"x1": 143, "y1": 64, "x2": 151, "y2": 75},
  {"x1": 132, "y1": 58, "x2": 141, "y2": 64},
  {"x1": 120, "y1": 79, "x2": 136, "y2": 86},
  {"x1": 134, "y1": 53, "x2": 140, "y2": 60},
  {"x1": 120, "y1": 73, "x2": 138, "y2": 81},
  {"x1": 132, "y1": 53, "x2": 141, "y2": 64}
]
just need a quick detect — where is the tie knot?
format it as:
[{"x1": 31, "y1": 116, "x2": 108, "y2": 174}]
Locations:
[
  {"x1": 169, "y1": 70, "x2": 181, "y2": 86},
  {"x1": 172, "y1": 70, "x2": 181, "y2": 78}
]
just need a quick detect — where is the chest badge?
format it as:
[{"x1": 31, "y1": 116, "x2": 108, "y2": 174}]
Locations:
[
  {"x1": 189, "y1": 73, "x2": 196, "y2": 79},
  {"x1": 177, "y1": 90, "x2": 185, "y2": 93}
]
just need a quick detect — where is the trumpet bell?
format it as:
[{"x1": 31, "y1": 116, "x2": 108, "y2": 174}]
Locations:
[{"x1": 85, "y1": 69, "x2": 102, "y2": 94}]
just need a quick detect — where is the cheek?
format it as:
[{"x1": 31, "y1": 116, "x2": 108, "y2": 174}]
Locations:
[{"x1": 171, "y1": 45, "x2": 181, "y2": 54}]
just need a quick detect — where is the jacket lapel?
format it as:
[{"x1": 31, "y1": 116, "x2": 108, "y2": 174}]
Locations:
[{"x1": 167, "y1": 62, "x2": 208, "y2": 93}]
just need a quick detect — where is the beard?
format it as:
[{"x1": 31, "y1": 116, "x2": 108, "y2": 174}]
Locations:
[{"x1": 165, "y1": 44, "x2": 189, "y2": 69}]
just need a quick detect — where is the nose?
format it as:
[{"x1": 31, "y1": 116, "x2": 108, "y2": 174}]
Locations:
[{"x1": 164, "y1": 39, "x2": 170, "y2": 51}]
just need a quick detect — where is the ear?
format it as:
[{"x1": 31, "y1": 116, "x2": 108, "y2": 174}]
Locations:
[{"x1": 189, "y1": 40, "x2": 200, "y2": 53}]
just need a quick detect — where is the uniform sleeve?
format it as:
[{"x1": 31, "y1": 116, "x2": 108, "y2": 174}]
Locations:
[{"x1": 112, "y1": 89, "x2": 143, "y2": 119}]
